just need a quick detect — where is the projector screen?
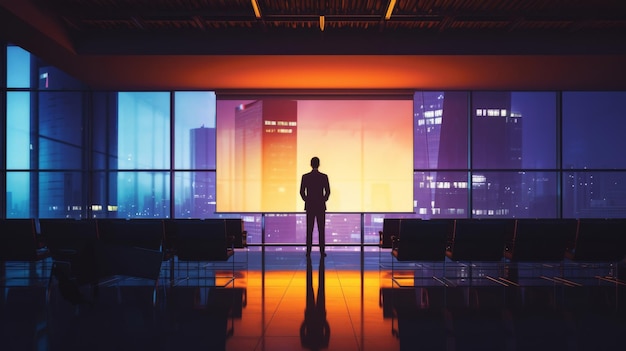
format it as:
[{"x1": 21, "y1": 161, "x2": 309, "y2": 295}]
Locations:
[{"x1": 216, "y1": 97, "x2": 414, "y2": 213}]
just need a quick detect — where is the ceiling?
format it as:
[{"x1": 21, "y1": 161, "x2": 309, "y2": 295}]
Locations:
[{"x1": 2, "y1": 0, "x2": 626, "y2": 90}]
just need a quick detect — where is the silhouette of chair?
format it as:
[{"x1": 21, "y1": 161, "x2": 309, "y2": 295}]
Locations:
[
  {"x1": 391, "y1": 219, "x2": 454, "y2": 286},
  {"x1": 379, "y1": 218, "x2": 401, "y2": 268},
  {"x1": 446, "y1": 219, "x2": 512, "y2": 284},
  {"x1": 564, "y1": 218, "x2": 626, "y2": 285},
  {"x1": 380, "y1": 218, "x2": 401, "y2": 249},
  {"x1": 503, "y1": 218, "x2": 577, "y2": 284},
  {"x1": 0, "y1": 218, "x2": 50, "y2": 285},
  {"x1": 224, "y1": 218, "x2": 249, "y2": 270},
  {"x1": 224, "y1": 218, "x2": 247, "y2": 249},
  {"x1": 96, "y1": 218, "x2": 164, "y2": 251},
  {"x1": 39, "y1": 218, "x2": 100, "y2": 303},
  {"x1": 170, "y1": 219, "x2": 235, "y2": 287},
  {"x1": 95, "y1": 219, "x2": 166, "y2": 302},
  {"x1": 41, "y1": 219, "x2": 164, "y2": 305}
]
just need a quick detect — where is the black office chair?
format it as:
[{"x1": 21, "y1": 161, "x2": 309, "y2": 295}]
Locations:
[
  {"x1": 503, "y1": 218, "x2": 577, "y2": 284},
  {"x1": 0, "y1": 218, "x2": 50, "y2": 285},
  {"x1": 564, "y1": 218, "x2": 626, "y2": 285},
  {"x1": 170, "y1": 219, "x2": 235, "y2": 287},
  {"x1": 391, "y1": 219, "x2": 454, "y2": 286},
  {"x1": 446, "y1": 219, "x2": 512, "y2": 285}
]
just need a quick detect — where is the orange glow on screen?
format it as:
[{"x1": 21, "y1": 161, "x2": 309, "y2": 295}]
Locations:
[{"x1": 217, "y1": 99, "x2": 413, "y2": 213}]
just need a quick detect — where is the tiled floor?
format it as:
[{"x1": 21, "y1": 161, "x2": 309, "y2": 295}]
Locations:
[{"x1": 2, "y1": 247, "x2": 626, "y2": 351}]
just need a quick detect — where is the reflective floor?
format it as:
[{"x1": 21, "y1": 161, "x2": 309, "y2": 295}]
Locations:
[{"x1": 2, "y1": 248, "x2": 626, "y2": 351}]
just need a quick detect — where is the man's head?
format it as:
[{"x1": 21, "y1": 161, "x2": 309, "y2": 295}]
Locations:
[{"x1": 310, "y1": 157, "x2": 320, "y2": 169}]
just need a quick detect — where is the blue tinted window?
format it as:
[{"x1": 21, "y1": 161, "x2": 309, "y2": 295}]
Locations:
[
  {"x1": 7, "y1": 46, "x2": 31, "y2": 88},
  {"x1": 563, "y1": 92, "x2": 626, "y2": 169},
  {"x1": 472, "y1": 92, "x2": 556, "y2": 169},
  {"x1": 414, "y1": 91, "x2": 468, "y2": 169},
  {"x1": 39, "y1": 172, "x2": 83, "y2": 218},
  {"x1": 114, "y1": 172, "x2": 170, "y2": 218},
  {"x1": 472, "y1": 171, "x2": 557, "y2": 218},
  {"x1": 174, "y1": 91, "x2": 216, "y2": 169},
  {"x1": 117, "y1": 92, "x2": 170, "y2": 169},
  {"x1": 38, "y1": 92, "x2": 85, "y2": 169},
  {"x1": 6, "y1": 92, "x2": 31, "y2": 169},
  {"x1": 563, "y1": 171, "x2": 626, "y2": 218},
  {"x1": 6, "y1": 172, "x2": 31, "y2": 218}
]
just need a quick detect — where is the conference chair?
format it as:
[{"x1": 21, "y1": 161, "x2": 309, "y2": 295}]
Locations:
[
  {"x1": 503, "y1": 218, "x2": 577, "y2": 284},
  {"x1": 224, "y1": 218, "x2": 249, "y2": 270},
  {"x1": 39, "y1": 218, "x2": 100, "y2": 303},
  {"x1": 446, "y1": 218, "x2": 512, "y2": 285},
  {"x1": 96, "y1": 218, "x2": 164, "y2": 251},
  {"x1": 379, "y1": 218, "x2": 401, "y2": 268},
  {"x1": 0, "y1": 218, "x2": 50, "y2": 285},
  {"x1": 391, "y1": 219, "x2": 454, "y2": 286},
  {"x1": 170, "y1": 219, "x2": 235, "y2": 287},
  {"x1": 564, "y1": 218, "x2": 626, "y2": 285}
]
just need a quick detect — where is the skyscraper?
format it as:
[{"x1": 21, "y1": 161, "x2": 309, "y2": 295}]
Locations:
[
  {"x1": 190, "y1": 126, "x2": 216, "y2": 217},
  {"x1": 234, "y1": 100, "x2": 298, "y2": 212}
]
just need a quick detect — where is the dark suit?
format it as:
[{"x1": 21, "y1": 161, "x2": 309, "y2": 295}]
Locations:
[{"x1": 300, "y1": 169, "x2": 330, "y2": 253}]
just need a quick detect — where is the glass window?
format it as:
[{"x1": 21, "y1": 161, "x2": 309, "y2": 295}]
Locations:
[
  {"x1": 174, "y1": 171, "x2": 216, "y2": 218},
  {"x1": 563, "y1": 171, "x2": 626, "y2": 218},
  {"x1": 472, "y1": 171, "x2": 557, "y2": 218},
  {"x1": 415, "y1": 171, "x2": 468, "y2": 218},
  {"x1": 113, "y1": 171, "x2": 170, "y2": 218},
  {"x1": 90, "y1": 172, "x2": 110, "y2": 218},
  {"x1": 414, "y1": 91, "x2": 468, "y2": 169},
  {"x1": 263, "y1": 213, "x2": 363, "y2": 246},
  {"x1": 91, "y1": 92, "x2": 118, "y2": 170},
  {"x1": 7, "y1": 45, "x2": 31, "y2": 88},
  {"x1": 174, "y1": 91, "x2": 216, "y2": 169},
  {"x1": 563, "y1": 92, "x2": 626, "y2": 169},
  {"x1": 117, "y1": 92, "x2": 170, "y2": 170},
  {"x1": 39, "y1": 171, "x2": 84, "y2": 219},
  {"x1": 472, "y1": 92, "x2": 557, "y2": 169},
  {"x1": 6, "y1": 92, "x2": 31, "y2": 169},
  {"x1": 6, "y1": 172, "x2": 31, "y2": 218},
  {"x1": 38, "y1": 92, "x2": 85, "y2": 170}
]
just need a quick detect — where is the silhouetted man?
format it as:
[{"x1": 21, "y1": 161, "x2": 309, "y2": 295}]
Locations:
[{"x1": 300, "y1": 157, "x2": 330, "y2": 256}]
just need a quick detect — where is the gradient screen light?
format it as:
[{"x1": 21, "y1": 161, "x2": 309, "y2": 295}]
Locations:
[{"x1": 216, "y1": 97, "x2": 414, "y2": 213}]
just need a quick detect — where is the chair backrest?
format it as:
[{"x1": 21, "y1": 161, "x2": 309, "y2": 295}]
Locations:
[
  {"x1": 0, "y1": 218, "x2": 40, "y2": 261},
  {"x1": 394, "y1": 219, "x2": 452, "y2": 261},
  {"x1": 96, "y1": 244, "x2": 164, "y2": 280},
  {"x1": 96, "y1": 218, "x2": 164, "y2": 251},
  {"x1": 568, "y1": 218, "x2": 626, "y2": 262},
  {"x1": 508, "y1": 218, "x2": 577, "y2": 261},
  {"x1": 448, "y1": 219, "x2": 512, "y2": 261},
  {"x1": 172, "y1": 219, "x2": 233, "y2": 261},
  {"x1": 380, "y1": 218, "x2": 401, "y2": 248},
  {"x1": 39, "y1": 219, "x2": 99, "y2": 257},
  {"x1": 224, "y1": 218, "x2": 246, "y2": 248}
]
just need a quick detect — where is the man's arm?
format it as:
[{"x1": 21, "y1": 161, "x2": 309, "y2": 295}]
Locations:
[
  {"x1": 323, "y1": 175, "x2": 330, "y2": 201},
  {"x1": 300, "y1": 175, "x2": 307, "y2": 201}
]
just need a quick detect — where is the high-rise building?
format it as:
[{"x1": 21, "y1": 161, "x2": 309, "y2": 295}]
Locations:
[
  {"x1": 234, "y1": 100, "x2": 298, "y2": 212},
  {"x1": 190, "y1": 126, "x2": 216, "y2": 217},
  {"x1": 471, "y1": 92, "x2": 523, "y2": 216},
  {"x1": 235, "y1": 100, "x2": 298, "y2": 242}
]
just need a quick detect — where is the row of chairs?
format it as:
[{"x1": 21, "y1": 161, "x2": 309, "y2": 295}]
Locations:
[
  {"x1": 383, "y1": 217, "x2": 626, "y2": 263},
  {"x1": 383, "y1": 218, "x2": 626, "y2": 285},
  {"x1": 0, "y1": 218, "x2": 247, "y2": 301}
]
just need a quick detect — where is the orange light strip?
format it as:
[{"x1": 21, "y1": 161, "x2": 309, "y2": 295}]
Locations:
[
  {"x1": 385, "y1": 0, "x2": 397, "y2": 20},
  {"x1": 251, "y1": 0, "x2": 261, "y2": 18}
]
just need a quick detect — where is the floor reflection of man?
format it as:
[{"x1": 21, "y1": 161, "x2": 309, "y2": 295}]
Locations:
[{"x1": 300, "y1": 256, "x2": 330, "y2": 350}]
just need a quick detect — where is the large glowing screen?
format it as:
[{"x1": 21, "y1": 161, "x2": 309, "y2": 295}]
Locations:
[{"x1": 217, "y1": 98, "x2": 413, "y2": 213}]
